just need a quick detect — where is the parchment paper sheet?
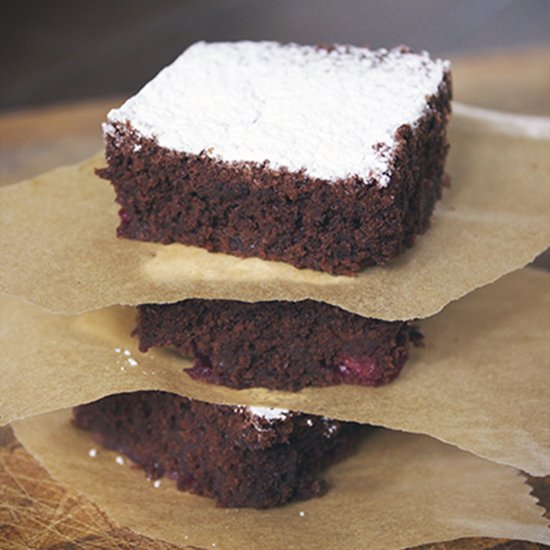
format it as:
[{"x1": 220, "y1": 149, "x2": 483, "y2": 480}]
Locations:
[
  {"x1": 1, "y1": 117, "x2": 549, "y2": 320},
  {"x1": 2, "y1": 269, "x2": 549, "y2": 476},
  {"x1": 12, "y1": 410, "x2": 549, "y2": 550}
]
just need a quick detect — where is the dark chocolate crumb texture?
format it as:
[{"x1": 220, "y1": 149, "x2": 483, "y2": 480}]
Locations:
[
  {"x1": 73, "y1": 391, "x2": 365, "y2": 508},
  {"x1": 98, "y1": 42, "x2": 452, "y2": 275},
  {"x1": 135, "y1": 299, "x2": 422, "y2": 391}
]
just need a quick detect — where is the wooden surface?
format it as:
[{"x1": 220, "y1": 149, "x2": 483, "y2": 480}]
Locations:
[{"x1": 1, "y1": 48, "x2": 549, "y2": 549}]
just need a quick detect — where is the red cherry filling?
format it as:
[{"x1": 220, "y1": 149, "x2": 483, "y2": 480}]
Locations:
[
  {"x1": 119, "y1": 208, "x2": 131, "y2": 223},
  {"x1": 186, "y1": 352, "x2": 218, "y2": 382},
  {"x1": 334, "y1": 349, "x2": 406, "y2": 386}
]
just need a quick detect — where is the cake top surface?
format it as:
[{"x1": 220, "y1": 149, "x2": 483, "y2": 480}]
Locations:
[{"x1": 107, "y1": 41, "x2": 449, "y2": 185}]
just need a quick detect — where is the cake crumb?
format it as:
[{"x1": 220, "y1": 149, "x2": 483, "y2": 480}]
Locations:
[
  {"x1": 88, "y1": 448, "x2": 97, "y2": 458},
  {"x1": 127, "y1": 357, "x2": 139, "y2": 367},
  {"x1": 153, "y1": 479, "x2": 161, "y2": 488},
  {"x1": 115, "y1": 455, "x2": 125, "y2": 465}
]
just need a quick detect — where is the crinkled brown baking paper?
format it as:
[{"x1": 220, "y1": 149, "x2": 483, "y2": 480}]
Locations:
[
  {"x1": 2, "y1": 269, "x2": 549, "y2": 476},
  {"x1": 12, "y1": 410, "x2": 549, "y2": 549},
  {"x1": 1, "y1": 115, "x2": 549, "y2": 320}
]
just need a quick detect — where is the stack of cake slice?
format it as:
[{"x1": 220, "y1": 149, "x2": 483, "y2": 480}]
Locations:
[
  {"x1": 83, "y1": 41, "x2": 452, "y2": 507},
  {"x1": 1, "y1": 40, "x2": 549, "y2": 548}
]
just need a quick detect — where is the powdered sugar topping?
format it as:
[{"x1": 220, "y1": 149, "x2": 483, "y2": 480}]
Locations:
[
  {"x1": 106, "y1": 41, "x2": 449, "y2": 186},
  {"x1": 246, "y1": 406, "x2": 289, "y2": 421}
]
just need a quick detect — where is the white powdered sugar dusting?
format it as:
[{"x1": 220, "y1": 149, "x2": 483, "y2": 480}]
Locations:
[
  {"x1": 246, "y1": 406, "x2": 289, "y2": 421},
  {"x1": 106, "y1": 41, "x2": 449, "y2": 186}
]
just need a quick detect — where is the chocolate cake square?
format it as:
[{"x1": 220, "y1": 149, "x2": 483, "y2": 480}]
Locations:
[
  {"x1": 73, "y1": 391, "x2": 364, "y2": 508},
  {"x1": 134, "y1": 299, "x2": 421, "y2": 391},
  {"x1": 99, "y1": 41, "x2": 452, "y2": 275}
]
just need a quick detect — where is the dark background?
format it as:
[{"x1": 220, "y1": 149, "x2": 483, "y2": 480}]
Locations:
[{"x1": 1, "y1": 0, "x2": 549, "y2": 112}]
